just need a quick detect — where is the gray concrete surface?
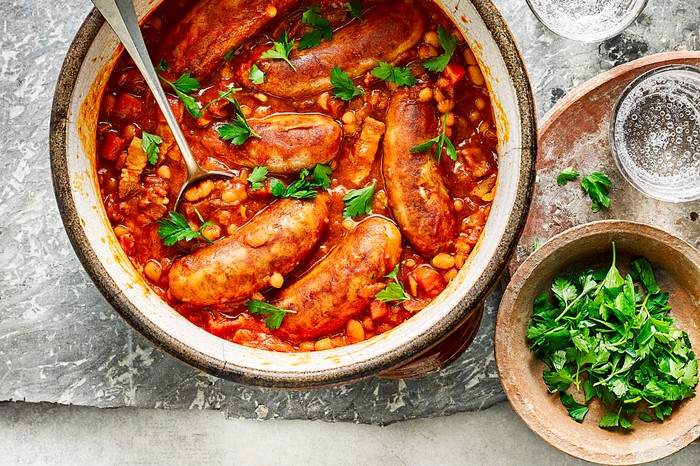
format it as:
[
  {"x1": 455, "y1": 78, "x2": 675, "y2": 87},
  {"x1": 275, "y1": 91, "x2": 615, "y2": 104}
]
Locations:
[{"x1": 0, "y1": 401, "x2": 697, "y2": 465}]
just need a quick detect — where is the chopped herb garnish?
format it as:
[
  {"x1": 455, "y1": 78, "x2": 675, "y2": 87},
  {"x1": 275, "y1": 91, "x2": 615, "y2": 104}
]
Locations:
[
  {"x1": 330, "y1": 67, "x2": 365, "y2": 101},
  {"x1": 217, "y1": 97, "x2": 261, "y2": 145},
  {"x1": 345, "y1": 1, "x2": 364, "y2": 21},
  {"x1": 247, "y1": 166, "x2": 268, "y2": 191},
  {"x1": 423, "y1": 26, "x2": 457, "y2": 73},
  {"x1": 261, "y1": 30, "x2": 296, "y2": 71},
  {"x1": 247, "y1": 299, "x2": 296, "y2": 330},
  {"x1": 342, "y1": 183, "x2": 375, "y2": 219},
  {"x1": 270, "y1": 169, "x2": 317, "y2": 199},
  {"x1": 157, "y1": 208, "x2": 214, "y2": 246},
  {"x1": 201, "y1": 86, "x2": 242, "y2": 113},
  {"x1": 312, "y1": 164, "x2": 332, "y2": 190},
  {"x1": 223, "y1": 49, "x2": 234, "y2": 61},
  {"x1": 533, "y1": 238, "x2": 541, "y2": 252},
  {"x1": 557, "y1": 167, "x2": 580, "y2": 186},
  {"x1": 371, "y1": 62, "x2": 416, "y2": 87},
  {"x1": 158, "y1": 70, "x2": 202, "y2": 118},
  {"x1": 156, "y1": 59, "x2": 168, "y2": 71},
  {"x1": 141, "y1": 131, "x2": 163, "y2": 165},
  {"x1": 249, "y1": 64, "x2": 265, "y2": 85},
  {"x1": 375, "y1": 264, "x2": 410, "y2": 303},
  {"x1": 527, "y1": 243, "x2": 698, "y2": 429},
  {"x1": 409, "y1": 113, "x2": 457, "y2": 162},
  {"x1": 298, "y1": 6, "x2": 333, "y2": 50},
  {"x1": 581, "y1": 172, "x2": 612, "y2": 213}
]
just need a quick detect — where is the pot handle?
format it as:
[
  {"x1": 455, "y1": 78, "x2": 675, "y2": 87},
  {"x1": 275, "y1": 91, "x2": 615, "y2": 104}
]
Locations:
[{"x1": 378, "y1": 304, "x2": 484, "y2": 379}]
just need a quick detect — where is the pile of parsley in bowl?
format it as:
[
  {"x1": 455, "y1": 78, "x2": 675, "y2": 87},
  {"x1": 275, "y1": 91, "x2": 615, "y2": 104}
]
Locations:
[{"x1": 527, "y1": 243, "x2": 699, "y2": 429}]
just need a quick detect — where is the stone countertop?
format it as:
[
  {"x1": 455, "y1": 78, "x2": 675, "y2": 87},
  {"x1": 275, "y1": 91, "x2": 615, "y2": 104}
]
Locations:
[{"x1": 1, "y1": 0, "x2": 698, "y2": 425}]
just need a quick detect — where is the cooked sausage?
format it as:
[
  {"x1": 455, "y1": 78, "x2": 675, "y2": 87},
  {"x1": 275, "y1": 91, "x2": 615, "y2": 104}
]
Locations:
[
  {"x1": 199, "y1": 113, "x2": 342, "y2": 174},
  {"x1": 168, "y1": 195, "x2": 330, "y2": 305},
  {"x1": 235, "y1": 2, "x2": 426, "y2": 98},
  {"x1": 273, "y1": 217, "x2": 402, "y2": 342},
  {"x1": 382, "y1": 87, "x2": 457, "y2": 255},
  {"x1": 158, "y1": 0, "x2": 297, "y2": 80}
]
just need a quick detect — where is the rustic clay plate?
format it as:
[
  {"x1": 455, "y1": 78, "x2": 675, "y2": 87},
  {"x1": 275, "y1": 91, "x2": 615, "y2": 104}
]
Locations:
[
  {"x1": 509, "y1": 51, "x2": 700, "y2": 274},
  {"x1": 496, "y1": 220, "x2": 700, "y2": 464}
]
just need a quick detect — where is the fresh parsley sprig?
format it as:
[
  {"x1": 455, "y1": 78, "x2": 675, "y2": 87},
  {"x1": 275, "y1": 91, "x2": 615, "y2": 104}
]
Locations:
[
  {"x1": 157, "y1": 66, "x2": 202, "y2": 118},
  {"x1": 270, "y1": 165, "x2": 332, "y2": 199},
  {"x1": 371, "y1": 62, "x2": 416, "y2": 87},
  {"x1": 342, "y1": 183, "x2": 375, "y2": 219},
  {"x1": 423, "y1": 26, "x2": 457, "y2": 73},
  {"x1": 249, "y1": 64, "x2": 265, "y2": 85},
  {"x1": 217, "y1": 98, "x2": 262, "y2": 145},
  {"x1": 409, "y1": 113, "x2": 457, "y2": 162},
  {"x1": 557, "y1": 167, "x2": 579, "y2": 186},
  {"x1": 141, "y1": 131, "x2": 163, "y2": 165},
  {"x1": 581, "y1": 172, "x2": 612, "y2": 213},
  {"x1": 247, "y1": 166, "x2": 268, "y2": 191},
  {"x1": 201, "y1": 87, "x2": 242, "y2": 113},
  {"x1": 261, "y1": 30, "x2": 296, "y2": 71},
  {"x1": 330, "y1": 67, "x2": 365, "y2": 101},
  {"x1": 298, "y1": 6, "x2": 333, "y2": 50},
  {"x1": 527, "y1": 243, "x2": 698, "y2": 429},
  {"x1": 375, "y1": 264, "x2": 410, "y2": 303},
  {"x1": 345, "y1": 1, "x2": 364, "y2": 21},
  {"x1": 247, "y1": 299, "x2": 296, "y2": 330},
  {"x1": 157, "y1": 208, "x2": 214, "y2": 246}
]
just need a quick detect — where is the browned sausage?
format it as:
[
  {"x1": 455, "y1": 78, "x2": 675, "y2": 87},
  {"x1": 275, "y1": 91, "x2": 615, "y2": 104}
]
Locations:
[
  {"x1": 158, "y1": 0, "x2": 297, "y2": 80},
  {"x1": 168, "y1": 195, "x2": 330, "y2": 305},
  {"x1": 382, "y1": 87, "x2": 457, "y2": 256},
  {"x1": 234, "y1": 2, "x2": 426, "y2": 98},
  {"x1": 199, "y1": 113, "x2": 342, "y2": 174},
  {"x1": 273, "y1": 217, "x2": 402, "y2": 342}
]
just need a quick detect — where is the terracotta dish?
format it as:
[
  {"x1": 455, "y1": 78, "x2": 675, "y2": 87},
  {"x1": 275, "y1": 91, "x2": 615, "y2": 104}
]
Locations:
[{"x1": 496, "y1": 220, "x2": 700, "y2": 464}]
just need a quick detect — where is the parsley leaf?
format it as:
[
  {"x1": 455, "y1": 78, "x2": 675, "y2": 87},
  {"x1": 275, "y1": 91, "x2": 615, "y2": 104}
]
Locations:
[
  {"x1": 248, "y1": 166, "x2": 268, "y2": 191},
  {"x1": 201, "y1": 87, "x2": 242, "y2": 113},
  {"x1": 409, "y1": 113, "x2": 457, "y2": 162},
  {"x1": 312, "y1": 164, "x2": 332, "y2": 190},
  {"x1": 630, "y1": 257, "x2": 661, "y2": 295},
  {"x1": 247, "y1": 299, "x2": 295, "y2": 330},
  {"x1": 330, "y1": 67, "x2": 365, "y2": 101},
  {"x1": 581, "y1": 172, "x2": 612, "y2": 212},
  {"x1": 141, "y1": 131, "x2": 163, "y2": 165},
  {"x1": 223, "y1": 50, "x2": 234, "y2": 61},
  {"x1": 371, "y1": 62, "x2": 416, "y2": 86},
  {"x1": 557, "y1": 167, "x2": 580, "y2": 186},
  {"x1": 423, "y1": 26, "x2": 457, "y2": 73},
  {"x1": 217, "y1": 97, "x2": 262, "y2": 145},
  {"x1": 157, "y1": 208, "x2": 214, "y2": 246},
  {"x1": 342, "y1": 184, "x2": 375, "y2": 219},
  {"x1": 270, "y1": 168, "x2": 319, "y2": 199},
  {"x1": 298, "y1": 6, "x2": 333, "y2": 50},
  {"x1": 158, "y1": 70, "x2": 202, "y2": 118},
  {"x1": 249, "y1": 64, "x2": 265, "y2": 85},
  {"x1": 375, "y1": 264, "x2": 410, "y2": 303},
  {"x1": 345, "y1": 1, "x2": 364, "y2": 21},
  {"x1": 560, "y1": 393, "x2": 589, "y2": 423},
  {"x1": 261, "y1": 30, "x2": 296, "y2": 71}
]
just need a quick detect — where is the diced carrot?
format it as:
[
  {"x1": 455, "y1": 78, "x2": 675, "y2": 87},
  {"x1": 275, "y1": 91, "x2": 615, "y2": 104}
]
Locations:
[
  {"x1": 101, "y1": 132, "x2": 125, "y2": 161},
  {"x1": 442, "y1": 62, "x2": 466, "y2": 86},
  {"x1": 414, "y1": 266, "x2": 445, "y2": 296},
  {"x1": 370, "y1": 300, "x2": 389, "y2": 320}
]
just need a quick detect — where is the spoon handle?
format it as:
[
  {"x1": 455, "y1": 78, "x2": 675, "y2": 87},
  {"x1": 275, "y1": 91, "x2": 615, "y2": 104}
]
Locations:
[{"x1": 91, "y1": 0, "x2": 203, "y2": 179}]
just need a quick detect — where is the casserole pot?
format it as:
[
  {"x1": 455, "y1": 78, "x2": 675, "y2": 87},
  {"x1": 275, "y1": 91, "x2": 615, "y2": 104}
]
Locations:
[{"x1": 50, "y1": 0, "x2": 536, "y2": 388}]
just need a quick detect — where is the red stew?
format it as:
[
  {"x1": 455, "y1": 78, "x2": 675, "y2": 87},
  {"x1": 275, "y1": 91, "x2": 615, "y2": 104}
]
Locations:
[{"x1": 96, "y1": 0, "x2": 498, "y2": 352}]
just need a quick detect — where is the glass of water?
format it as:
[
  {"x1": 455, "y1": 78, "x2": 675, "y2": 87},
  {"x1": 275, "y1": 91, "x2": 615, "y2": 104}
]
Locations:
[
  {"x1": 609, "y1": 64, "x2": 700, "y2": 203},
  {"x1": 525, "y1": 0, "x2": 649, "y2": 42}
]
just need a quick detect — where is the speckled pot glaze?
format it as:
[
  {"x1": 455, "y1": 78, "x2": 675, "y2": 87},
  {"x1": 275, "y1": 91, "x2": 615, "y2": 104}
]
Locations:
[
  {"x1": 50, "y1": 0, "x2": 536, "y2": 389},
  {"x1": 496, "y1": 220, "x2": 700, "y2": 464}
]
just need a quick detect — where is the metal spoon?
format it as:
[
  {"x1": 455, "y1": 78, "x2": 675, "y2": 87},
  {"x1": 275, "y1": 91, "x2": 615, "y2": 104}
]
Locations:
[{"x1": 91, "y1": 0, "x2": 232, "y2": 211}]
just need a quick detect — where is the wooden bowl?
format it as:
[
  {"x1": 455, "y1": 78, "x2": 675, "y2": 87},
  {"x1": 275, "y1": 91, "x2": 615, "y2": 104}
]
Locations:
[{"x1": 496, "y1": 220, "x2": 700, "y2": 464}]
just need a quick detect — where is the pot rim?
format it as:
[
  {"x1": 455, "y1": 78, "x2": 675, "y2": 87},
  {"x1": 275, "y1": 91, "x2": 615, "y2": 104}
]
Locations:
[{"x1": 49, "y1": 0, "x2": 537, "y2": 388}]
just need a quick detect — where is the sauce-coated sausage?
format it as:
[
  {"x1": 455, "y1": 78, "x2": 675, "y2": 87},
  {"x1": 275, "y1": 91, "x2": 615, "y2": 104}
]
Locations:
[
  {"x1": 382, "y1": 87, "x2": 457, "y2": 255},
  {"x1": 158, "y1": 0, "x2": 297, "y2": 80},
  {"x1": 273, "y1": 217, "x2": 402, "y2": 342},
  {"x1": 199, "y1": 113, "x2": 342, "y2": 174},
  {"x1": 235, "y1": 2, "x2": 426, "y2": 98},
  {"x1": 169, "y1": 195, "x2": 330, "y2": 305}
]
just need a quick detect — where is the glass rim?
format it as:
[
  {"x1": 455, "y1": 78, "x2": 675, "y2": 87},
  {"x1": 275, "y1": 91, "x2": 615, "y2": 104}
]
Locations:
[{"x1": 609, "y1": 63, "x2": 700, "y2": 203}]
